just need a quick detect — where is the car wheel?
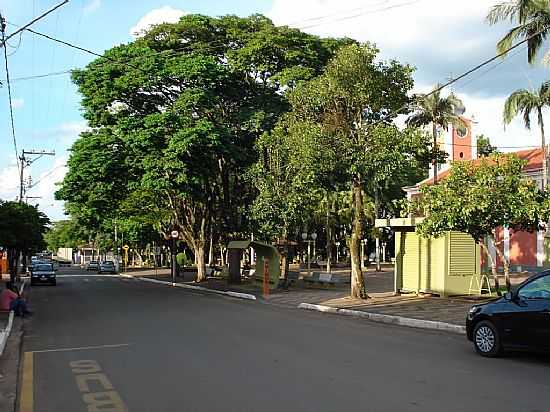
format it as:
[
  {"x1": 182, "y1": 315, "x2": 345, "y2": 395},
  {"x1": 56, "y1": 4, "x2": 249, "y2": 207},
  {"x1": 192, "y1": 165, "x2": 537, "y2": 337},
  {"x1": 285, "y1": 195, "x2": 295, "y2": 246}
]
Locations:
[{"x1": 473, "y1": 320, "x2": 502, "y2": 357}]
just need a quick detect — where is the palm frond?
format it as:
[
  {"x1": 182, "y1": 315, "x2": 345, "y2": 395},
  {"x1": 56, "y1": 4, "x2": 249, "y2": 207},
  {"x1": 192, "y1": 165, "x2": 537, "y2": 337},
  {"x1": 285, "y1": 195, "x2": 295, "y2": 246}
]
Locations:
[{"x1": 486, "y1": 1, "x2": 520, "y2": 25}]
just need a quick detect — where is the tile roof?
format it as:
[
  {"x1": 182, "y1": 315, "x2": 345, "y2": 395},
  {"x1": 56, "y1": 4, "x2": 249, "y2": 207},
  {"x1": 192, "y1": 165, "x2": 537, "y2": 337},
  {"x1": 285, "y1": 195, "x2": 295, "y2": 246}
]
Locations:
[{"x1": 416, "y1": 147, "x2": 544, "y2": 187}]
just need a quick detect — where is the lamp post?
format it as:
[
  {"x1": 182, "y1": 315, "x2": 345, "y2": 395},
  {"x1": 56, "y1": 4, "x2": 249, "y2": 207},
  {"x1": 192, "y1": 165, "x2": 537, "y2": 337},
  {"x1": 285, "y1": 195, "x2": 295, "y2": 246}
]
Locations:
[
  {"x1": 311, "y1": 232, "x2": 317, "y2": 259},
  {"x1": 170, "y1": 230, "x2": 178, "y2": 285},
  {"x1": 302, "y1": 232, "x2": 317, "y2": 277},
  {"x1": 335, "y1": 241, "x2": 341, "y2": 263}
]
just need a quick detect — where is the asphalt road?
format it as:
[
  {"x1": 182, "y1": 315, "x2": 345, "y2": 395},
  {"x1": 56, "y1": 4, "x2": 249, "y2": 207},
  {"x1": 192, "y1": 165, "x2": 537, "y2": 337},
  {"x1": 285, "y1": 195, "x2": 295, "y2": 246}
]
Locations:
[{"x1": 20, "y1": 266, "x2": 550, "y2": 412}]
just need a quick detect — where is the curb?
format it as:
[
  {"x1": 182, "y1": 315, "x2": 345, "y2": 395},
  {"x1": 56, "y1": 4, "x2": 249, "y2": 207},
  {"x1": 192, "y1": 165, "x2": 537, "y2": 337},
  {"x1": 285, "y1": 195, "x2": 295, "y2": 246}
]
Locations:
[
  {"x1": 119, "y1": 274, "x2": 257, "y2": 301},
  {"x1": 298, "y1": 303, "x2": 466, "y2": 335},
  {"x1": 0, "y1": 281, "x2": 26, "y2": 357}
]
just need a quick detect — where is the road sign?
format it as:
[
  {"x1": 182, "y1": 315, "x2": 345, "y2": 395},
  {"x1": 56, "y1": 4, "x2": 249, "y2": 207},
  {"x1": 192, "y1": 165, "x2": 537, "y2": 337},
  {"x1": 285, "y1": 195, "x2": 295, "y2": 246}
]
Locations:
[
  {"x1": 122, "y1": 245, "x2": 129, "y2": 251},
  {"x1": 171, "y1": 230, "x2": 179, "y2": 238}
]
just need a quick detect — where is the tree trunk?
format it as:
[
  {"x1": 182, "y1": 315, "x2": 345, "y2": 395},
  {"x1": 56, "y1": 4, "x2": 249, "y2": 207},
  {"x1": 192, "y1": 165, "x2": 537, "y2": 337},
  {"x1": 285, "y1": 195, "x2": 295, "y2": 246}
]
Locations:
[
  {"x1": 350, "y1": 179, "x2": 367, "y2": 299},
  {"x1": 208, "y1": 236, "x2": 214, "y2": 266},
  {"x1": 494, "y1": 244, "x2": 511, "y2": 292},
  {"x1": 194, "y1": 242, "x2": 207, "y2": 282},
  {"x1": 540, "y1": 116, "x2": 547, "y2": 190},
  {"x1": 479, "y1": 240, "x2": 500, "y2": 296},
  {"x1": 219, "y1": 242, "x2": 225, "y2": 267},
  {"x1": 432, "y1": 122, "x2": 438, "y2": 184},
  {"x1": 326, "y1": 193, "x2": 332, "y2": 274},
  {"x1": 374, "y1": 187, "x2": 381, "y2": 272}
]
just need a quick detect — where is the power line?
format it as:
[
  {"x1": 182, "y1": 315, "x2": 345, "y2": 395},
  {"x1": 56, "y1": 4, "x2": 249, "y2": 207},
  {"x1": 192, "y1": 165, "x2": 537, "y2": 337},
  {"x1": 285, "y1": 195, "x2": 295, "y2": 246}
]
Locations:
[
  {"x1": 4, "y1": 69, "x2": 72, "y2": 82},
  {"x1": 286, "y1": 0, "x2": 391, "y2": 26},
  {"x1": 387, "y1": 24, "x2": 550, "y2": 126},
  {"x1": 297, "y1": 0, "x2": 422, "y2": 30},
  {"x1": 1, "y1": 14, "x2": 20, "y2": 176},
  {"x1": 0, "y1": 0, "x2": 69, "y2": 46}
]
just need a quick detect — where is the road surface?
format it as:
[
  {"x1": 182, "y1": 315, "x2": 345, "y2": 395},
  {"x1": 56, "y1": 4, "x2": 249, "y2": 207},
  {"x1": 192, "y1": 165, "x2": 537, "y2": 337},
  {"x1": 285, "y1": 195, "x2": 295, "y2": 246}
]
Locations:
[{"x1": 19, "y1": 266, "x2": 550, "y2": 412}]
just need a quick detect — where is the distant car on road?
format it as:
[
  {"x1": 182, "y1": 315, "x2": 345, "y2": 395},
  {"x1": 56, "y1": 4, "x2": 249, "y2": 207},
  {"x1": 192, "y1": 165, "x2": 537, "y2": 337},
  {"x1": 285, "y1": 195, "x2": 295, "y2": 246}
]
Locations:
[
  {"x1": 86, "y1": 261, "x2": 99, "y2": 271},
  {"x1": 98, "y1": 261, "x2": 116, "y2": 274},
  {"x1": 30, "y1": 263, "x2": 57, "y2": 286},
  {"x1": 466, "y1": 270, "x2": 550, "y2": 357}
]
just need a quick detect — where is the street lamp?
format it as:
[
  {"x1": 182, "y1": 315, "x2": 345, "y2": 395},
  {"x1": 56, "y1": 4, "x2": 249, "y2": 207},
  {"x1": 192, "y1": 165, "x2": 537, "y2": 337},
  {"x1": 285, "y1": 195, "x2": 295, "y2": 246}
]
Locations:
[
  {"x1": 335, "y1": 241, "x2": 341, "y2": 263},
  {"x1": 170, "y1": 230, "x2": 178, "y2": 285},
  {"x1": 302, "y1": 232, "x2": 316, "y2": 277}
]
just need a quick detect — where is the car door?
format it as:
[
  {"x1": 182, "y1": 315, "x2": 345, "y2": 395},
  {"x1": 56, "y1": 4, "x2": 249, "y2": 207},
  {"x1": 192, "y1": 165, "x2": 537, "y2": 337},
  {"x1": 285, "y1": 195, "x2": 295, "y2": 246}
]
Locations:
[{"x1": 515, "y1": 274, "x2": 550, "y2": 350}]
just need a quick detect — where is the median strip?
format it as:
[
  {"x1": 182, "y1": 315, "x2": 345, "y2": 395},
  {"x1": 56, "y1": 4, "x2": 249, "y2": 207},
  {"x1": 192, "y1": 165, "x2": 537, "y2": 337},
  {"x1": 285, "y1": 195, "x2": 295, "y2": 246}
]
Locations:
[{"x1": 298, "y1": 303, "x2": 466, "y2": 335}]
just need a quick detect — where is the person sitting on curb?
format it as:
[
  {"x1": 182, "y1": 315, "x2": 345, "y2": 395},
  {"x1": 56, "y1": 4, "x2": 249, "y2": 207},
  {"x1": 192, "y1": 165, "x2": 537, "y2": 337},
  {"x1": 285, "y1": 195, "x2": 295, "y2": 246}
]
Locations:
[{"x1": 0, "y1": 282, "x2": 31, "y2": 317}]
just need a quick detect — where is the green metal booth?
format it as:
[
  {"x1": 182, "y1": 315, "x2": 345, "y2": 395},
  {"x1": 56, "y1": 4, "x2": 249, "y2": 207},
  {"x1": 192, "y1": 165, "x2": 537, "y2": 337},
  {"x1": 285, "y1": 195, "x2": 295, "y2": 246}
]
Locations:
[
  {"x1": 375, "y1": 218, "x2": 481, "y2": 297},
  {"x1": 226, "y1": 241, "x2": 281, "y2": 289}
]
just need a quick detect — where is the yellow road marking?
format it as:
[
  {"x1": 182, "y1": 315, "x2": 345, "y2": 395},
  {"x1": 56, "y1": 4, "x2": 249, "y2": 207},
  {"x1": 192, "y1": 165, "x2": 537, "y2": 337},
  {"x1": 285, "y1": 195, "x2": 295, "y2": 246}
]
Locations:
[{"x1": 20, "y1": 351, "x2": 33, "y2": 412}]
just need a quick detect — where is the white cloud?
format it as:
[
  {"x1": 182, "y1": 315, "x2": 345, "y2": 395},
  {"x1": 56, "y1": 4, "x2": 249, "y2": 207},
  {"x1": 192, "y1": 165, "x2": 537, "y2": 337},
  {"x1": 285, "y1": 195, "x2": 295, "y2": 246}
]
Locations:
[
  {"x1": 267, "y1": 0, "x2": 547, "y2": 153},
  {"x1": 0, "y1": 157, "x2": 21, "y2": 200},
  {"x1": 84, "y1": 0, "x2": 101, "y2": 15},
  {"x1": 12, "y1": 98, "x2": 24, "y2": 109},
  {"x1": 130, "y1": 6, "x2": 187, "y2": 37},
  {"x1": 56, "y1": 120, "x2": 89, "y2": 145},
  {"x1": 26, "y1": 157, "x2": 68, "y2": 221}
]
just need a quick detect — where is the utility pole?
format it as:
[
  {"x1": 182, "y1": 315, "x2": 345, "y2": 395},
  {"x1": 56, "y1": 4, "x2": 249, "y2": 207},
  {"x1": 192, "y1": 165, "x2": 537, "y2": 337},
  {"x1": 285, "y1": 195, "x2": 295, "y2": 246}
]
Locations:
[{"x1": 19, "y1": 150, "x2": 55, "y2": 203}]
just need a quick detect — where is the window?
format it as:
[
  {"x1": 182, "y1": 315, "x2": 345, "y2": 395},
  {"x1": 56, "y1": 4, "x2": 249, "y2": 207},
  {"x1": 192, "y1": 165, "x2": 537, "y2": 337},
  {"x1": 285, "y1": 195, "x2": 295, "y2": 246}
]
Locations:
[{"x1": 518, "y1": 275, "x2": 550, "y2": 299}]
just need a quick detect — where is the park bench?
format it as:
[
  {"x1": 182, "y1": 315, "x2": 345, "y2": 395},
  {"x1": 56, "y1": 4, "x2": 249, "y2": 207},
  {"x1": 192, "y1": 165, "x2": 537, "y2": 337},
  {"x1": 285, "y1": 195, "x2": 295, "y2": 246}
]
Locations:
[{"x1": 303, "y1": 272, "x2": 350, "y2": 288}]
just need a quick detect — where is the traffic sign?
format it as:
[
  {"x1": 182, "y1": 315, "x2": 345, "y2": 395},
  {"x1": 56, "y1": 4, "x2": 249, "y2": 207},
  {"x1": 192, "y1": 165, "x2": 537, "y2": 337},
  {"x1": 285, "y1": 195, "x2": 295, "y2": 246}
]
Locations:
[
  {"x1": 122, "y1": 245, "x2": 129, "y2": 251},
  {"x1": 171, "y1": 230, "x2": 179, "y2": 238}
]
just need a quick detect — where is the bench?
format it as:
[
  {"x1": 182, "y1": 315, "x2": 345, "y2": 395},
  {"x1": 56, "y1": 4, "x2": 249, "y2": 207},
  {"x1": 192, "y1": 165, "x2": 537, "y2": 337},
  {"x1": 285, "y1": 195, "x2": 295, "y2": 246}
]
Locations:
[{"x1": 303, "y1": 272, "x2": 350, "y2": 288}]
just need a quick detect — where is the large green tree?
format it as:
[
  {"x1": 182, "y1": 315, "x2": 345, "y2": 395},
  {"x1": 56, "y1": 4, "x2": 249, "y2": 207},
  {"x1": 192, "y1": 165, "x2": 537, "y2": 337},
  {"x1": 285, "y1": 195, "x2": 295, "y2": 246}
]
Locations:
[
  {"x1": 283, "y1": 43, "x2": 430, "y2": 298},
  {"x1": 410, "y1": 154, "x2": 550, "y2": 293},
  {"x1": 0, "y1": 201, "x2": 49, "y2": 280},
  {"x1": 503, "y1": 81, "x2": 550, "y2": 188},
  {"x1": 57, "y1": 14, "x2": 350, "y2": 282}
]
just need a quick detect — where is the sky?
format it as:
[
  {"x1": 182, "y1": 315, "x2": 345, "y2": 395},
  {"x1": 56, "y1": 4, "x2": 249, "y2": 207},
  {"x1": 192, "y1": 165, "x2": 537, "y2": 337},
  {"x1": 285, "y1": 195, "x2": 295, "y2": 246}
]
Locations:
[{"x1": 0, "y1": 0, "x2": 548, "y2": 222}]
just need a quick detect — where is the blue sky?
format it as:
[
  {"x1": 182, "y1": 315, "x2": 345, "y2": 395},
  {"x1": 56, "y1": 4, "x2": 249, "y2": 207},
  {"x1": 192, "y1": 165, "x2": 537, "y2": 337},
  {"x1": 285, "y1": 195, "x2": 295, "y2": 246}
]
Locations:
[{"x1": 1, "y1": 0, "x2": 549, "y2": 221}]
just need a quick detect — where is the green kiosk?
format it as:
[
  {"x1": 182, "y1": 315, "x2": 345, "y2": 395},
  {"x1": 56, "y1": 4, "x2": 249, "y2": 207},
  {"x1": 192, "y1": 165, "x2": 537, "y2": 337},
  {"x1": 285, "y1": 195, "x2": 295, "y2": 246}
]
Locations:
[
  {"x1": 226, "y1": 241, "x2": 281, "y2": 289},
  {"x1": 375, "y1": 217, "x2": 482, "y2": 297}
]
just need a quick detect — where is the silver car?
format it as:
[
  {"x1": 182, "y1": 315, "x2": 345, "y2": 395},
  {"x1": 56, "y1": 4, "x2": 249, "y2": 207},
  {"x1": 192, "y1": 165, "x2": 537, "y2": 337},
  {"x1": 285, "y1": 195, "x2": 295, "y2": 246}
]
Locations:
[{"x1": 98, "y1": 261, "x2": 116, "y2": 274}]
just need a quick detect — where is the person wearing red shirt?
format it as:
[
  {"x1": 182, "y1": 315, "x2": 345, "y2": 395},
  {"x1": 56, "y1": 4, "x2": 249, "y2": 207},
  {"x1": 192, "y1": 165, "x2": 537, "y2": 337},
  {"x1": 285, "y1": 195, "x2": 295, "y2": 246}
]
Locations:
[{"x1": 0, "y1": 282, "x2": 31, "y2": 316}]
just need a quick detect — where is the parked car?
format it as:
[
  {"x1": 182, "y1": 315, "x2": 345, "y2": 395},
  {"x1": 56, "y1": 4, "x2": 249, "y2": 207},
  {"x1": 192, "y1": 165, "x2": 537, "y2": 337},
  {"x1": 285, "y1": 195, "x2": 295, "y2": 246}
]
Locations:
[
  {"x1": 87, "y1": 261, "x2": 99, "y2": 271},
  {"x1": 466, "y1": 270, "x2": 550, "y2": 357},
  {"x1": 98, "y1": 261, "x2": 116, "y2": 274},
  {"x1": 30, "y1": 263, "x2": 57, "y2": 286}
]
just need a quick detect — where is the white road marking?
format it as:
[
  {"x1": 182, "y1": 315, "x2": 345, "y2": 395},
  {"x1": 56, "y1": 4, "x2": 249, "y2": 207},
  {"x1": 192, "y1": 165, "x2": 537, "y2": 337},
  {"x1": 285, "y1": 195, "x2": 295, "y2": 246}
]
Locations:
[{"x1": 30, "y1": 343, "x2": 132, "y2": 354}]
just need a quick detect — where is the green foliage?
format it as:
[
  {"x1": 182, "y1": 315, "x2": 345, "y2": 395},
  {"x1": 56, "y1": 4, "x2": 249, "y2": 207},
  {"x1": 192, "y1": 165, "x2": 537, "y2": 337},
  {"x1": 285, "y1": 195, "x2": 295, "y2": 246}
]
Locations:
[
  {"x1": 487, "y1": 0, "x2": 550, "y2": 64},
  {"x1": 476, "y1": 134, "x2": 498, "y2": 157},
  {"x1": 44, "y1": 220, "x2": 87, "y2": 251},
  {"x1": 410, "y1": 153, "x2": 550, "y2": 241},
  {"x1": 0, "y1": 201, "x2": 50, "y2": 265},
  {"x1": 503, "y1": 82, "x2": 550, "y2": 129},
  {"x1": 58, "y1": 14, "x2": 349, "y2": 262},
  {"x1": 176, "y1": 252, "x2": 190, "y2": 267}
]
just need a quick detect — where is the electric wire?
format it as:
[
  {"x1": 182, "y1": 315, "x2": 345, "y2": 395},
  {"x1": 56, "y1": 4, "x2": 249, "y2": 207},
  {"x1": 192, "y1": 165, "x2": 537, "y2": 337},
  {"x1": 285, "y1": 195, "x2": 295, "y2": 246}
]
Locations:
[{"x1": 2, "y1": 24, "x2": 21, "y2": 176}]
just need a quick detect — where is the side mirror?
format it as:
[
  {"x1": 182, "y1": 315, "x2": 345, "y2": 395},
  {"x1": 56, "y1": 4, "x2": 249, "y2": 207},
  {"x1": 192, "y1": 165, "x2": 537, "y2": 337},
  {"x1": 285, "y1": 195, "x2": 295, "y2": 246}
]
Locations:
[{"x1": 504, "y1": 291, "x2": 513, "y2": 301}]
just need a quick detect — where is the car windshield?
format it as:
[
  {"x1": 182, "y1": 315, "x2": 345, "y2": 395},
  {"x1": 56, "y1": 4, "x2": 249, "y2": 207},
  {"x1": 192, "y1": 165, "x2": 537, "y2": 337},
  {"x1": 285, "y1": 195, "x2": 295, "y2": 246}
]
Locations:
[
  {"x1": 90, "y1": 261, "x2": 98, "y2": 264},
  {"x1": 34, "y1": 264, "x2": 53, "y2": 271},
  {"x1": 102, "y1": 262, "x2": 114, "y2": 266}
]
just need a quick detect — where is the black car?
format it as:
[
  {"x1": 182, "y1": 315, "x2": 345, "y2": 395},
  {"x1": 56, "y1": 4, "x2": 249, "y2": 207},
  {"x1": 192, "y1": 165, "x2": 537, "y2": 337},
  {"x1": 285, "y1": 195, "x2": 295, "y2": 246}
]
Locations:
[
  {"x1": 30, "y1": 263, "x2": 57, "y2": 286},
  {"x1": 466, "y1": 270, "x2": 550, "y2": 357}
]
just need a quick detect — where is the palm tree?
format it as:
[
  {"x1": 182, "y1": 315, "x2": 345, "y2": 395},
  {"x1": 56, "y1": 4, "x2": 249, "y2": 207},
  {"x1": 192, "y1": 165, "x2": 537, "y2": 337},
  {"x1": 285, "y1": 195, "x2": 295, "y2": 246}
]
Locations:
[
  {"x1": 504, "y1": 81, "x2": 550, "y2": 188},
  {"x1": 487, "y1": 0, "x2": 550, "y2": 64},
  {"x1": 406, "y1": 85, "x2": 466, "y2": 183}
]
